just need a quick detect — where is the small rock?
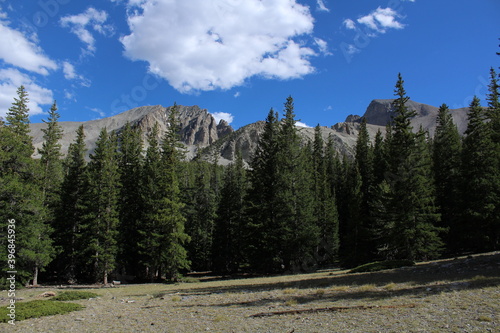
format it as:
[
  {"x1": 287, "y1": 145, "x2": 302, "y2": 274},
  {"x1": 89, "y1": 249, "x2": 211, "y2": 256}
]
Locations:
[{"x1": 39, "y1": 291, "x2": 56, "y2": 297}]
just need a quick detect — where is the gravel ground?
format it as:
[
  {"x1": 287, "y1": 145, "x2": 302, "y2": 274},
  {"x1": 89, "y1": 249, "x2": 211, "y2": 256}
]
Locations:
[{"x1": 1, "y1": 252, "x2": 499, "y2": 332}]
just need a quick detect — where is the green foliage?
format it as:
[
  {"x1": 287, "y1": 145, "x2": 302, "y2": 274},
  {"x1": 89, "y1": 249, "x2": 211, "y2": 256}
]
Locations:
[
  {"x1": 460, "y1": 96, "x2": 499, "y2": 251},
  {"x1": 53, "y1": 125, "x2": 87, "y2": 282},
  {"x1": 82, "y1": 128, "x2": 120, "y2": 284},
  {"x1": 0, "y1": 300, "x2": 83, "y2": 323},
  {"x1": 0, "y1": 87, "x2": 55, "y2": 286},
  {"x1": 378, "y1": 74, "x2": 443, "y2": 261},
  {"x1": 433, "y1": 103, "x2": 461, "y2": 252},
  {"x1": 212, "y1": 151, "x2": 247, "y2": 274},
  {"x1": 349, "y1": 260, "x2": 415, "y2": 273},
  {"x1": 51, "y1": 291, "x2": 99, "y2": 301},
  {"x1": 117, "y1": 122, "x2": 144, "y2": 278}
]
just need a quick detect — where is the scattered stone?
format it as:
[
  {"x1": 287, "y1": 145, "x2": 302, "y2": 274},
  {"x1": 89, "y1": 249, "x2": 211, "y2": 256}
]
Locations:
[{"x1": 39, "y1": 291, "x2": 56, "y2": 297}]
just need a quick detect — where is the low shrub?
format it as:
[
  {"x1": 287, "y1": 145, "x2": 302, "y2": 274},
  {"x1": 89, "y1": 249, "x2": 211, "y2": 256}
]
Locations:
[
  {"x1": 350, "y1": 260, "x2": 415, "y2": 273},
  {"x1": 51, "y1": 291, "x2": 99, "y2": 301},
  {"x1": 0, "y1": 300, "x2": 83, "y2": 323}
]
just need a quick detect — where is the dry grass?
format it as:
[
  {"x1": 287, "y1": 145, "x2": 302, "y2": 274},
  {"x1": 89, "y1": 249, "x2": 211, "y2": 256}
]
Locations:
[{"x1": 1, "y1": 252, "x2": 499, "y2": 332}]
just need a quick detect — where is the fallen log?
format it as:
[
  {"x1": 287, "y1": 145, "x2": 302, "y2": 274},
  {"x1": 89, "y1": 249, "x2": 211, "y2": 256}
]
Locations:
[{"x1": 250, "y1": 304, "x2": 416, "y2": 318}]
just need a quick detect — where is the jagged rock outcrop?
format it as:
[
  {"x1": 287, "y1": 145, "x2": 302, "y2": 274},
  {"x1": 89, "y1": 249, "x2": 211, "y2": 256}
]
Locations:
[
  {"x1": 362, "y1": 99, "x2": 469, "y2": 135},
  {"x1": 29, "y1": 105, "x2": 234, "y2": 159}
]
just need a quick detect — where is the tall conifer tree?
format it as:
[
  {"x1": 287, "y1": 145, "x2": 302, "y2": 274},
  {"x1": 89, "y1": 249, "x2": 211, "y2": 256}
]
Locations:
[
  {"x1": 0, "y1": 86, "x2": 55, "y2": 286},
  {"x1": 311, "y1": 125, "x2": 339, "y2": 266},
  {"x1": 117, "y1": 122, "x2": 144, "y2": 277},
  {"x1": 461, "y1": 96, "x2": 499, "y2": 251},
  {"x1": 275, "y1": 96, "x2": 319, "y2": 272},
  {"x1": 380, "y1": 74, "x2": 442, "y2": 260},
  {"x1": 83, "y1": 128, "x2": 120, "y2": 284},
  {"x1": 160, "y1": 105, "x2": 191, "y2": 281},
  {"x1": 212, "y1": 151, "x2": 247, "y2": 274},
  {"x1": 55, "y1": 125, "x2": 87, "y2": 282},
  {"x1": 433, "y1": 104, "x2": 462, "y2": 252}
]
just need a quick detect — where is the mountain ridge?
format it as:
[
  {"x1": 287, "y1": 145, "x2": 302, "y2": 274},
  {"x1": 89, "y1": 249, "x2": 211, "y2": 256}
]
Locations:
[{"x1": 29, "y1": 99, "x2": 470, "y2": 164}]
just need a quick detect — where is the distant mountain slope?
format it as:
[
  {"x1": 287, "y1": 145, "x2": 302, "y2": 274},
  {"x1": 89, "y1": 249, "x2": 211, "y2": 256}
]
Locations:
[
  {"x1": 30, "y1": 105, "x2": 233, "y2": 159},
  {"x1": 29, "y1": 99, "x2": 470, "y2": 164},
  {"x1": 362, "y1": 99, "x2": 469, "y2": 135}
]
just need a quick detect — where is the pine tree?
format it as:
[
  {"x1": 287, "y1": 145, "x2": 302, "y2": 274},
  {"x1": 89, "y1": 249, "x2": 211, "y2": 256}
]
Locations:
[
  {"x1": 139, "y1": 106, "x2": 190, "y2": 282},
  {"x1": 432, "y1": 103, "x2": 462, "y2": 252},
  {"x1": 139, "y1": 123, "x2": 164, "y2": 281},
  {"x1": 311, "y1": 125, "x2": 339, "y2": 266},
  {"x1": 160, "y1": 105, "x2": 190, "y2": 281},
  {"x1": 38, "y1": 100, "x2": 63, "y2": 207},
  {"x1": 0, "y1": 86, "x2": 55, "y2": 286},
  {"x1": 212, "y1": 151, "x2": 247, "y2": 274},
  {"x1": 185, "y1": 160, "x2": 217, "y2": 271},
  {"x1": 83, "y1": 128, "x2": 120, "y2": 284},
  {"x1": 54, "y1": 125, "x2": 87, "y2": 282},
  {"x1": 353, "y1": 117, "x2": 376, "y2": 264},
  {"x1": 117, "y1": 122, "x2": 144, "y2": 278},
  {"x1": 486, "y1": 68, "x2": 500, "y2": 249},
  {"x1": 246, "y1": 108, "x2": 281, "y2": 272},
  {"x1": 274, "y1": 96, "x2": 319, "y2": 272},
  {"x1": 461, "y1": 96, "x2": 499, "y2": 251},
  {"x1": 337, "y1": 158, "x2": 364, "y2": 267},
  {"x1": 372, "y1": 129, "x2": 388, "y2": 185},
  {"x1": 380, "y1": 74, "x2": 442, "y2": 260}
]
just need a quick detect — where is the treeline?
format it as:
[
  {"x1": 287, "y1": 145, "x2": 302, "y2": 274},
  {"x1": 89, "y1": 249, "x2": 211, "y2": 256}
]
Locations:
[{"x1": 1, "y1": 70, "x2": 499, "y2": 286}]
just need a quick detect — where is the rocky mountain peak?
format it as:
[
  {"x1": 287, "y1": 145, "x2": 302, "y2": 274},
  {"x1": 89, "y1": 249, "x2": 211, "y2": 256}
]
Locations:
[{"x1": 29, "y1": 104, "x2": 234, "y2": 159}]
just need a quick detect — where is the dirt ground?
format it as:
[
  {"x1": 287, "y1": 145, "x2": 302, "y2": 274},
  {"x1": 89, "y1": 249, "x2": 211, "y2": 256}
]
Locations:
[{"x1": 1, "y1": 252, "x2": 499, "y2": 332}]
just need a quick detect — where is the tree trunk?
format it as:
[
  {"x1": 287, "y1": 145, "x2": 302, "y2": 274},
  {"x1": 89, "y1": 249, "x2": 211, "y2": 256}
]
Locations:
[{"x1": 33, "y1": 265, "x2": 39, "y2": 286}]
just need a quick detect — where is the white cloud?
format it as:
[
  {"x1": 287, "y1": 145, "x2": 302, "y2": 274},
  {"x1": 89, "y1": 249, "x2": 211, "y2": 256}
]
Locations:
[
  {"x1": 211, "y1": 112, "x2": 234, "y2": 125},
  {"x1": 296, "y1": 121, "x2": 311, "y2": 128},
  {"x1": 0, "y1": 68, "x2": 53, "y2": 117},
  {"x1": 0, "y1": 11, "x2": 57, "y2": 75},
  {"x1": 234, "y1": 92, "x2": 241, "y2": 98},
  {"x1": 60, "y1": 7, "x2": 114, "y2": 56},
  {"x1": 344, "y1": 44, "x2": 360, "y2": 56},
  {"x1": 62, "y1": 61, "x2": 77, "y2": 80},
  {"x1": 62, "y1": 61, "x2": 91, "y2": 87},
  {"x1": 316, "y1": 0, "x2": 330, "y2": 12},
  {"x1": 88, "y1": 107, "x2": 106, "y2": 118},
  {"x1": 343, "y1": 18, "x2": 356, "y2": 30},
  {"x1": 314, "y1": 38, "x2": 331, "y2": 56},
  {"x1": 121, "y1": 0, "x2": 317, "y2": 93},
  {"x1": 357, "y1": 7, "x2": 404, "y2": 33}
]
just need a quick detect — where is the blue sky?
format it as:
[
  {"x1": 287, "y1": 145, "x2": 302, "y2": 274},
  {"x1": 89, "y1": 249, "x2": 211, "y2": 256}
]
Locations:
[{"x1": 0, "y1": 0, "x2": 498, "y2": 129}]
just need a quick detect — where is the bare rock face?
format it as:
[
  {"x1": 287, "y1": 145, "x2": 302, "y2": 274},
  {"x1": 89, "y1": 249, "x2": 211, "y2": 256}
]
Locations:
[
  {"x1": 363, "y1": 99, "x2": 470, "y2": 135},
  {"x1": 30, "y1": 105, "x2": 234, "y2": 159}
]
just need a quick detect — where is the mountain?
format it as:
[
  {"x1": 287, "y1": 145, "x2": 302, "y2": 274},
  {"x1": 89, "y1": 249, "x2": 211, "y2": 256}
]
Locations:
[
  {"x1": 200, "y1": 99, "x2": 470, "y2": 165},
  {"x1": 362, "y1": 99, "x2": 470, "y2": 136},
  {"x1": 29, "y1": 99, "x2": 470, "y2": 164},
  {"x1": 30, "y1": 105, "x2": 233, "y2": 159}
]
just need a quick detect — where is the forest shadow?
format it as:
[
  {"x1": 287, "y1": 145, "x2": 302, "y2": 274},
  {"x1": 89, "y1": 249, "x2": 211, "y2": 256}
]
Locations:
[{"x1": 170, "y1": 252, "x2": 500, "y2": 308}]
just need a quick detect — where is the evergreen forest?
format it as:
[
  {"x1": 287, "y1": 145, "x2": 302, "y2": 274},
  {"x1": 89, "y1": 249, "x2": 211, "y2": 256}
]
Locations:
[{"x1": 1, "y1": 70, "x2": 499, "y2": 287}]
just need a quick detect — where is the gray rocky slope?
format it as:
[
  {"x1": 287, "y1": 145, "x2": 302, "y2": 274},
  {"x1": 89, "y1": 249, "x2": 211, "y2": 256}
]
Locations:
[{"x1": 29, "y1": 100, "x2": 469, "y2": 164}]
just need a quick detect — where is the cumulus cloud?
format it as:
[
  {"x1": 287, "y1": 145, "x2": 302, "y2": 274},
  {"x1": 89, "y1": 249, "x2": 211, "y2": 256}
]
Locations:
[
  {"x1": 121, "y1": 0, "x2": 317, "y2": 93},
  {"x1": 0, "y1": 68, "x2": 53, "y2": 117},
  {"x1": 211, "y1": 111, "x2": 234, "y2": 125},
  {"x1": 0, "y1": 11, "x2": 57, "y2": 75},
  {"x1": 60, "y1": 7, "x2": 114, "y2": 55},
  {"x1": 357, "y1": 7, "x2": 404, "y2": 33}
]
